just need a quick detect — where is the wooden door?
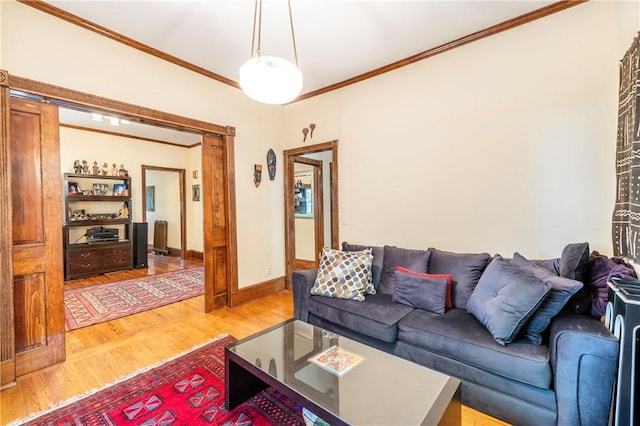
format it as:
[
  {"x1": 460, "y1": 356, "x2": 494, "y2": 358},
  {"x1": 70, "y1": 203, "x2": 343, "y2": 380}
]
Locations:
[
  {"x1": 0, "y1": 72, "x2": 15, "y2": 388},
  {"x1": 9, "y1": 97, "x2": 65, "y2": 376},
  {"x1": 202, "y1": 131, "x2": 238, "y2": 311}
]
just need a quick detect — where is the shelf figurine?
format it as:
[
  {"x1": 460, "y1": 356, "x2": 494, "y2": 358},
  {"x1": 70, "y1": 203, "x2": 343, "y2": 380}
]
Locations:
[
  {"x1": 92, "y1": 161, "x2": 100, "y2": 175},
  {"x1": 117, "y1": 203, "x2": 129, "y2": 219},
  {"x1": 110, "y1": 163, "x2": 118, "y2": 176},
  {"x1": 118, "y1": 164, "x2": 128, "y2": 177},
  {"x1": 102, "y1": 162, "x2": 109, "y2": 176},
  {"x1": 82, "y1": 160, "x2": 90, "y2": 175},
  {"x1": 73, "y1": 160, "x2": 82, "y2": 174}
]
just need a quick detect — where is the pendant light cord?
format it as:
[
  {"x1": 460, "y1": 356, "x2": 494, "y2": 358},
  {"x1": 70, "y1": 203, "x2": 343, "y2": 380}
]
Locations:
[
  {"x1": 288, "y1": 0, "x2": 299, "y2": 67},
  {"x1": 250, "y1": 0, "x2": 298, "y2": 65},
  {"x1": 250, "y1": 0, "x2": 262, "y2": 57}
]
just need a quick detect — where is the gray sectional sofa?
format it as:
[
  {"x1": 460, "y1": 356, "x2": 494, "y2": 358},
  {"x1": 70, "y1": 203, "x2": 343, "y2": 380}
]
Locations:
[{"x1": 292, "y1": 242, "x2": 619, "y2": 426}]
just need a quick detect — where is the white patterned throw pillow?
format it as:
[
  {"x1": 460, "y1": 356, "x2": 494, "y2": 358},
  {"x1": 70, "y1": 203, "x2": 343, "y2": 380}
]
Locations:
[{"x1": 310, "y1": 247, "x2": 374, "y2": 301}]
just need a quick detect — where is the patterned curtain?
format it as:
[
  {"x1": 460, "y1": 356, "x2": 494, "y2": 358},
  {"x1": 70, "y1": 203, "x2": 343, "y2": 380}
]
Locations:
[{"x1": 613, "y1": 34, "x2": 640, "y2": 259}]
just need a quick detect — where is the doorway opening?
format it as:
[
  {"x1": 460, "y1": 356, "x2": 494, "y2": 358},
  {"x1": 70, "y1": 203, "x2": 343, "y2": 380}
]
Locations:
[
  {"x1": 141, "y1": 165, "x2": 187, "y2": 259},
  {"x1": 284, "y1": 140, "x2": 338, "y2": 288}
]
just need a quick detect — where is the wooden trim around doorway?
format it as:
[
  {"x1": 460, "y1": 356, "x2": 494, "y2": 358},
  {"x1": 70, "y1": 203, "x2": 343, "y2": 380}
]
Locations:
[{"x1": 284, "y1": 140, "x2": 338, "y2": 289}]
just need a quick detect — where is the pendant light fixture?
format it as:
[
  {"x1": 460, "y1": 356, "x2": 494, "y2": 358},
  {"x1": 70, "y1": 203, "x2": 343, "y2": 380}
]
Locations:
[{"x1": 239, "y1": 0, "x2": 302, "y2": 105}]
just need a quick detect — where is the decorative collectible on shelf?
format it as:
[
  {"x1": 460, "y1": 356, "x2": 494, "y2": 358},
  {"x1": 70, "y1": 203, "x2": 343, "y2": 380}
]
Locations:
[{"x1": 71, "y1": 160, "x2": 128, "y2": 176}]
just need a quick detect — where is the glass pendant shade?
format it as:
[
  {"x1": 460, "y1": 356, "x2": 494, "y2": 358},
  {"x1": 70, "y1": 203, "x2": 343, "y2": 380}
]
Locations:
[{"x1": 239, "y1": 55, "x2": 303, "y2": 105}]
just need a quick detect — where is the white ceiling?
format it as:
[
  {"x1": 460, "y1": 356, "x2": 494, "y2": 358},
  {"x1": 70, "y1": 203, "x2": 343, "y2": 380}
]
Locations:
[{"x1": 43, "y1": 0, "x2": 561, "y2": 144}]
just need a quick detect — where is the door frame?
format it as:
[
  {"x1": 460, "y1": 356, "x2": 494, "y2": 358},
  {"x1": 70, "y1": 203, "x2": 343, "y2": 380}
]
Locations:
[
  {"x1": 141, "y1": 165, "x2": 187, "y2": 259},
  {"x1": 284, "y1": 140, "x2": 338, "y2": 289},
  {"x1": 0, "y1": 72, "x2": 238, "y2": 382}
]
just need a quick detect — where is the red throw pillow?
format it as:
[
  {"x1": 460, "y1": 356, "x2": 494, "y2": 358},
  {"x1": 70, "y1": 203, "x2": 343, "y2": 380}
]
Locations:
[{"x1": 396, "y1": 266, "x2": 452, "y2": 308}]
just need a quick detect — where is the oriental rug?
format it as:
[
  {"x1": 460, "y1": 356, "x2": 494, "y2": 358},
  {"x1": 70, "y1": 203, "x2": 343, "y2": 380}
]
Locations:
[
  {"x1": 10, "y1": 335, "x2": 304, "y2": 426},
  {"x1": 64, "y1": 266, "x2": 204, "y2": 331}
]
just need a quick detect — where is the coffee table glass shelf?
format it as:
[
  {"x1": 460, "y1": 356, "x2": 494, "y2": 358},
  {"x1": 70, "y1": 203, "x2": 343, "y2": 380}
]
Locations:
[{"x1": 225, "y1": 319, "x2": 461, "y2": 425}]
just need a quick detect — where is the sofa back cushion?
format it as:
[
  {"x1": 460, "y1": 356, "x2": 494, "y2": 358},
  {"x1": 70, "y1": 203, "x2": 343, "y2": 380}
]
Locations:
[
  {"x1": 342, "y1": 242, "x2": 384, "y2": 291},
  {"x1": 467, "y1": 258, "x2": 552, "y2": 346},
  {"x1": 428, "y1": 249, "x2": 491, "y2": 309},
  {"x1": 379, "y1": 246, "x2": 430, "y2": 295}
]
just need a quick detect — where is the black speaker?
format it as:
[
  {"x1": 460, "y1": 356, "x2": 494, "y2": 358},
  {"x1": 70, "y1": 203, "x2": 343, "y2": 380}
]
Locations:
[
  {"x1": 133, "y1": 222, "x2": 148, "y2": 269},
  {"x1": 606, "y1": 278, "x2": 640, "y2": 426}
]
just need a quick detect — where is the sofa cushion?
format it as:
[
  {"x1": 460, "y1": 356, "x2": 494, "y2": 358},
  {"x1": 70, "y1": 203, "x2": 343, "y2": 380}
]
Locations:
[
  {"x1": 342, "y1": 242, "x2": 384, "y2": 291},
  {"x1": 392, "y1": 268, "x2": 448, "y2": 314},
  {"x1": 396, "y1": 266, "x2": 452, "y2": 308},
  {"x1": 397, "y1": 308, "x2": 553, "y2": 389},
  {"x1": 308, "y1": 293, "x2": 414, "y2": 343},
  {"x1": 427, "y1": 249, "x2": 491, "y2": 309},
  {"x1": 310, "y1": 247, "x2": 373, "y2": 301},
  {"x1": 510, "y1": 253, "x2": 583, "y2": 344},
  {"x1": 467, "y1": 258, "x2": 552, "y2": 346},
  {"x1": 379, "y1": 246, "x2": 430, "y2": 295}
]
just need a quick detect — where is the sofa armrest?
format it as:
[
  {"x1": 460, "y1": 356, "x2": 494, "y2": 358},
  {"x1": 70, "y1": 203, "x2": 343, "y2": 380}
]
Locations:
[
  {"x1": 549, "y1": 312, "x2": 618, "y2": 426},
  {"x1": 292, "y1": 269, "x2": 318, "y2": 322}
]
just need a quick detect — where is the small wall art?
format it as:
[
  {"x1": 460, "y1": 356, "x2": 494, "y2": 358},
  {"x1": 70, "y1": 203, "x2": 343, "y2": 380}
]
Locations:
[
  {"x1": 254, "y1": 164, "x2": 262, "y2": 187},
  {"x1": 146, "y1": 186, "x2": 155, "y2": 211},
  {"x1": 267, "y1": 149, "x2": 276, "y2": 181},
  {"x1": 192, "y1": 184, "x2": 201, "y2": 201}
]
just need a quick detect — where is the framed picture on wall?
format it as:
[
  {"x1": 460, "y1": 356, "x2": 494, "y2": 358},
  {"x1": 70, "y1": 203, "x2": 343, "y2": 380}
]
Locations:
[
  {"x1": 192, "y1": 184, "x2": 200, "y2": 202},
  {"x1": 146, "y1": 186, "x2": 155, "y2": 211}
]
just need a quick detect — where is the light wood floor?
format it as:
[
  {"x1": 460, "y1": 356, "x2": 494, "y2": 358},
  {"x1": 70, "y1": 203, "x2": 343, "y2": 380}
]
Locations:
[{"x1": 1, "y1": 255, "x2": 508, "y2": 426}]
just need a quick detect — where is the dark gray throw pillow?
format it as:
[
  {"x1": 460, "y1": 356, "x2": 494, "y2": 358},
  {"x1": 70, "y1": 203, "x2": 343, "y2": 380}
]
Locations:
[
  {"x1": 342, "y1": 242, "x2": 384, "y2": 291},
  {"x1": 511, "y1": 252, "x2": 583, "y2": 344},
  {"x1": 467, "y1": 258, "x2": 552, "y2": 346},
  {"x1": 559, "y1": 242, "x2": 589, "y2": 282},
  {"x1": 392, "y1": 269, "x2": 447, "y2": 314},
  {"x1": 428, "y1": 249, "x2": 491, "y2": 310},
  {"x1": 379, "y1": 246, "x2": 430, "y2": 295},
  {"x1": 559, "y1": 242, "x2": 590, "y2": 314}
]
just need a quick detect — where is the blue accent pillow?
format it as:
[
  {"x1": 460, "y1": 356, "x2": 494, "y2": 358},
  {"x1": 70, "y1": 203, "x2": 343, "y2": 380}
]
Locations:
[
  {"x1": 379, "y1": 246, "x2": 430, "y2": 295},
  {"x1": 510, "y1": 252, "x2": 583, "y2": 344},
  {"x1": 467, "y1": 258, "x2": 552, "y2": 346},
  {"x1": 392, "y1": 268, "x2": 447, "y2": 315}
]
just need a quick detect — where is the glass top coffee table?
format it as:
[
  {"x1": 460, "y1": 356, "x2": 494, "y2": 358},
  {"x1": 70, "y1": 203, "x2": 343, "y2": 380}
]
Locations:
[{"x1": 225, "y1": 319, "x2": 460, "y2": 425}]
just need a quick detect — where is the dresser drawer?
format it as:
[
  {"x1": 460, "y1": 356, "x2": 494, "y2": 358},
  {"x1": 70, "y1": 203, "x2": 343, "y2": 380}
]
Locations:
[
  {"x1": 67, "y1": 249, "x2": 102, "y2": 262},
  {"x1": 67, "y1": 250, "x2": 104, "y2": 274},
  {"x1": 104, "y1": 250, "x2": 131, "y2": 266}
]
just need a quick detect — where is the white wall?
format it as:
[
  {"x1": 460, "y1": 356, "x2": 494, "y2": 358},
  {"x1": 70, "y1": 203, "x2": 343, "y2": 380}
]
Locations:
[
  {"x1": 283, "y1": 1, "x2": 640, "y2": 259},
  {"x1": 2, "y1": 1, "x2": 284, "y2": 288},
  {"x1": 189, "y1": 146, "x2": 204, "y2": 252}
]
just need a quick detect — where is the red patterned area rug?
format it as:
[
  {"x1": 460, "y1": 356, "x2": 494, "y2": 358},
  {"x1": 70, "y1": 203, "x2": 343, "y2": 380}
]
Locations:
[
  {"x1": 11, "y1": 335, "x2": 304, "y2": 426},
  {"x1": 65, "y1": 267, "x2": 204, "y2": 331}
]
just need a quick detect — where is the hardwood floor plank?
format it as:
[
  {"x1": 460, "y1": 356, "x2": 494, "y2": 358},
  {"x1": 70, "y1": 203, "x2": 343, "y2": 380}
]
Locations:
[{"x1": 1, "y1": 256, "x2": 507, "y2": 425}]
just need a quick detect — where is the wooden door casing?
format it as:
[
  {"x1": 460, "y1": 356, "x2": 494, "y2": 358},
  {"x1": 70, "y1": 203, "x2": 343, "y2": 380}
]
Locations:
[
  {"x1": 9, "y1": 97, "x2": 65, "y2": 376},
  {"x1": 202, "y1": 131, "x2": 238, "y2": 311},
  {"x1": 0, "y1": 72, "x2": 15, "y2": 388}
]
